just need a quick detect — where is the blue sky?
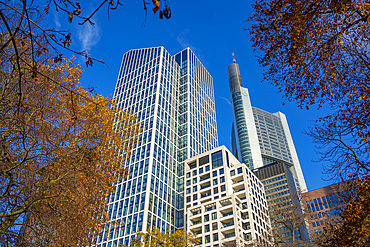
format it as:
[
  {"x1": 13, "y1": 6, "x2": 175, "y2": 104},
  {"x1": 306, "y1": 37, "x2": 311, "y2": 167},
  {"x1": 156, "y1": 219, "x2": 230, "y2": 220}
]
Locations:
[{"x1": 48, "y1": 0, "x2": 333, "y2": 191}]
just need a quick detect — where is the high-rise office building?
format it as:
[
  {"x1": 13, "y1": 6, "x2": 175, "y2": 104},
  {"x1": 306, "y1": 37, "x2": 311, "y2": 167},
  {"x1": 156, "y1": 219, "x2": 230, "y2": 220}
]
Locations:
[
  {"x1": 185, "y1": 146, "x2": 272, "y2": 246},
  {"x1": 227, "y1": 58, "x2": 310, "y2": 246},
  {"x1": 254, "y1": 162, "x2": 310, "y2": 244},
  {"x1": 228, "y1": 59, "x2": 307, "y2": 193},
  {"x1": 95, "y1": 47, "x2": 218, "y2": 246}
]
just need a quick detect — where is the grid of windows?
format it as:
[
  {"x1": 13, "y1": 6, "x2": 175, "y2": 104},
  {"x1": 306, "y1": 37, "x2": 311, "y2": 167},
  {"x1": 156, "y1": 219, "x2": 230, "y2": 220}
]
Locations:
[
  {"x1": 253, "y1": 108, "x2": 293, "y2": 164},
  {"x1": 95, "y1": 47, "x2": 218, "y2": 246},
  {"x1": 185, "y1": 147, "x2": 271, "y2": 246}
]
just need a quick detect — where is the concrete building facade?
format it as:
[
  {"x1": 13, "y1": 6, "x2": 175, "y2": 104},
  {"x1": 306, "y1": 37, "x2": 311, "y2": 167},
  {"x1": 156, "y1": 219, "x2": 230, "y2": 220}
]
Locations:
[{"x1": 185, "y1": 146, "x2": 272, "y2": 246}]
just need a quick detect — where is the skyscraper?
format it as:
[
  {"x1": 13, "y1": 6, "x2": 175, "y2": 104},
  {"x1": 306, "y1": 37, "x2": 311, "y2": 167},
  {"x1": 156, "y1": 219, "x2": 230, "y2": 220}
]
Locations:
[
  {"x1": 228, "y1": 59, "x2": 307, "y2": 193},
  {"x1": 95, "y1": 47, "x2": 218, "y2": 246},
  {"x1": 228, "y1": 58, "x2": 310, "y2": 245}
]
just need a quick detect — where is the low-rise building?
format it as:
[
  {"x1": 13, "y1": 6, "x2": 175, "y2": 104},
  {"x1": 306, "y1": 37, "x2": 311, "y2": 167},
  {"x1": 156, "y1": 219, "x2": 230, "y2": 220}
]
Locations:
[{"x1": 302, "y1": 181, "x2": 354, "y2": 243}]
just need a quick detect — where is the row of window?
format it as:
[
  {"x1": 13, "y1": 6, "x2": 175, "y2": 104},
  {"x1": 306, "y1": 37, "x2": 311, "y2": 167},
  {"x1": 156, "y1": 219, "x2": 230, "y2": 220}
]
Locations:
[
  {"x1": 108, "y1": 173, "x2": 148, "y2": 204},
  {"x1": 186, "y1": 170, "x2": 225, "y2": 185},
  {"x1": 97, "y1": 212, "x2": 144, "y2": 245},
  {"x1": 108, "y1": 192, "x2": 146, "y2": 220},
  {"x1": 306, "y1": 192, "x2": 347, "y2": 213},
  {"x1": 148, "y1": 193, "x2": 175, "y2": 226}
]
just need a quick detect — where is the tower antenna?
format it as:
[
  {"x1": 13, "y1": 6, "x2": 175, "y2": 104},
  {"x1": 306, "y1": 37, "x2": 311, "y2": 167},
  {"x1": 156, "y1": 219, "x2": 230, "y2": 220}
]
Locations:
[{"x1": 232, "y1": 52, "x2": 236, "y2": 63}]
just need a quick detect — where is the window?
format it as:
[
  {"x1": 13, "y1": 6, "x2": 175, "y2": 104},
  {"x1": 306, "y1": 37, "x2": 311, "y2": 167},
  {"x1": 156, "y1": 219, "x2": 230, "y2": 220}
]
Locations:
[
  {"x1": 186, "y1": 188, "x2": 191, "y2": 194},
  {"x1": 199, "y1": 167, "x2": 204, "y2": 174},
  {"x1": 193, "y1": 194, "x2": 197, "y2": 200},
  {"x1": 237, "y1": 167, "x2": 242, "y2": 174},
  {"x1": 213, "y1": 171, "x2": 217, "y2": 177},
  {"x1": 205, "y1": 235, "x2": 210, "y2": 243},
  {"x1": 187, "y1": 172, "x2": 191, "y2": 178},
  {"x1": 204, "y1": 224, "x2": 210, "y2": 233},
  {"x1": 187, "y1": 180, "x2": 191, "y2": 186},
  {"x1": 205, "y1": 165, "x2": 210, "y2": 171},
  {"x1": 193, "y1": 186, "x2": 197, "y2": 192},
  {"x1": 199, "y1": 155, "x2": 209, "y2": 165},
  {"x1": 193, "y1": 170, "x2": 197, "y2": 176},
  {"x1": 220, "y1": 177, "x2": 225, "y2": 183},
  {"x1": 212, "y1": 212, "x2": 217, "y2": 220},
  {"x1": 213, "y1": 233, "x2": 218, "y2": 241},
  {"x1": 221, "y1": 185, "x2": 226, "y2": 192},
  {"x1": 204, "y1": 214, "x2": 209, "y2": 222},
  {"x1": 211, "y1": 151, "x2": 223, "y2": 169},
  {"x1": 212, "y1": 222, "x2": 218, "y2": 230},
  {"x1": 214, "y1": 188, "x2": 218, "y2": 194},
  {"x1": 220, "y1": 168, "x2": 224, "y2": 175},
  {"x1": 193, "y1": 178, "x2": 197, "y2": 184},
  {"x1": 230, "y1": 170, "x2": 235, "y2": 176},
  {"x1": 213, "y1": 179, "x2": 218, "y2": 185}
]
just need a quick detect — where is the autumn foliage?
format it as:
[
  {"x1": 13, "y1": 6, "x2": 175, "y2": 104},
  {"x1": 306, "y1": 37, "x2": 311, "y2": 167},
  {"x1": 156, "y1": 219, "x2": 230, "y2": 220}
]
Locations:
[
  {"x1": 128, "y1": 227, "x2": 200, "y2": 247},
  {"x1": 248, "y1": 0, "x2": 370, "y2": 245},
  {"x1": 319, "y1": 176, "x2": 370, "y2": 246},
  {"x1": 248, "y1": 0, "x2": 370, "y2": 152},
  {"x1": 0, "y1": 1, "x2": 141, "y2": 246},
  {"x1": 0, "y1": 52, "x2": 140, "y2": 246}
]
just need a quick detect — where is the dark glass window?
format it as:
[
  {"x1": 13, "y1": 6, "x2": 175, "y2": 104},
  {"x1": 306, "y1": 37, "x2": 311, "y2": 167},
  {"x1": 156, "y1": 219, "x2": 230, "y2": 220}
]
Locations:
[
  {"x1": 199, "y1": 155, "x2": 209, "y2": 165},
  {"x1": 322, "y1": 196, "x2": 328, "y2": 209},
  {"x1": 212, "y1": 151, "x2": 223, "y2": 169}
]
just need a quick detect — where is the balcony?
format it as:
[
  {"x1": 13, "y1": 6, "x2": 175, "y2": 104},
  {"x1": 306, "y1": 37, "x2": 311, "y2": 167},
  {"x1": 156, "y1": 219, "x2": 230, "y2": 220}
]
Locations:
[
  {"x1": 241, "y1": 212, "x2": 249, "y2": 220},
  {"x1": 242, "y1": 222, "x2": 251, "y2": 231},
  {"x1": 222, "y1": 221, "x2": 234, "y2": 228},
  {"x1": 224, "y1": 232, "x2": 236, "y2": 239},
  {"x1": 200, "y1": 183, "x2": 211, "y2": 190},
  {"x1": 200, "y1": 174, "x2": 211, "y2": 182},
  {"x1": 191, "y1": 220, "x2": 202, "y2": 226},
  {"x1": 233, "y1": 187, "x2": 245, "y2": 193},
  {"x1": 206, "y1": 205, "x2": 216, "y2": 212},
  {"x1": 232, "y1": 179, "x2": 244, "y2": 185},
  {"x1": 201, "y1": 192, "x2": 212, "y2": 198},
  {"x1": 222, "y1": 211, "x2": 233, "y2": 217},
  {"x1": 192, "y1": 210, "x2": 201, "y2": 216},
  {"x1": 219, "y1": 199, "x2": 232, "y2": 208}
]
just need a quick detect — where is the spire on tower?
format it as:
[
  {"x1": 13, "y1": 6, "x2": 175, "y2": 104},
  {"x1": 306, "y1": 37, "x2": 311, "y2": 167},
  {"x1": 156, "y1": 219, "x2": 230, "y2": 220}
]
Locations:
[{"x1": 232, "y1": 52, "x2": 236, "y2": 63}]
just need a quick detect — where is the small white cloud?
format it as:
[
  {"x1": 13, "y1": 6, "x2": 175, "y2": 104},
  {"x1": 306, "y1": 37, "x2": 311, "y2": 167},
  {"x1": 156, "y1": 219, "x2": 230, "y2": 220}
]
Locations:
[
  {"x1": 177, "y1": 29, "x2": 191, "y2": 49},
  {"x1": 78, "y1": 21, "x2": 101, "y2": 52},
  {"x1": 176, "y1": 29, "x2": 206, "y2": 65},
  {"x1": 220, "y1": 96, "x2": 231, "y2": 106},
  {"x1": 54, "y1": 11, "x2": 61, "y2": 28}
]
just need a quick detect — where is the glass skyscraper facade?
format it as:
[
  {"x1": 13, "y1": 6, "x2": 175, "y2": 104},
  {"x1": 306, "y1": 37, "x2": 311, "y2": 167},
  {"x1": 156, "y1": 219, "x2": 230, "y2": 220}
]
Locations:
[
  {"x1": 95, "y1": 47, "x2": 218, "y2": 246},
  {"x1": 228, "y1": 62, "x2": 307, "y2": 193},
  {"x1": 228, "y1": 60, "x2": 310, "y2": 245}
]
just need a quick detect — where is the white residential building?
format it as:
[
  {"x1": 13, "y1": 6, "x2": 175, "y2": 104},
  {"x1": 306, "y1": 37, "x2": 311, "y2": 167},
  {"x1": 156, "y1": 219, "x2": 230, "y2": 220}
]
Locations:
[{"x1": 185, "y1": 146, "x2": 272, "y2": 246}]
